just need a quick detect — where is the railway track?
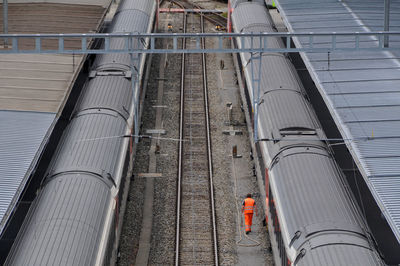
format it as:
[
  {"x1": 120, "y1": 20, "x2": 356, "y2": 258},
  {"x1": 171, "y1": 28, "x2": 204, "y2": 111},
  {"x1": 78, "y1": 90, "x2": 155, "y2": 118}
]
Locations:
[
  {"x1": 175, "y1": 12, "x2": 219, "y2": 266},
  {"x1": 172, "y1": 0, "x2": 227, "y2": 30}
]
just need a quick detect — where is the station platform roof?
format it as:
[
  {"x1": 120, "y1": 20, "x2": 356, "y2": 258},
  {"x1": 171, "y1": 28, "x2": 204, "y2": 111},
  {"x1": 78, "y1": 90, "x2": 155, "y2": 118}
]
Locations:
[
  {"x1": 275, "y1": 0, "x2": 400, "y2": 243},
  {"x1": 0, "y1": 0, "x2": 110, "y2": 235}
]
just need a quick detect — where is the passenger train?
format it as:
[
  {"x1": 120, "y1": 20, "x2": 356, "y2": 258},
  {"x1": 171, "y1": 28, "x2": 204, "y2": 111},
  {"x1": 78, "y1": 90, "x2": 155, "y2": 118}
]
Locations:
[
  {"x1": 5, "y1": 0, "x2": 156, "y2": 264},
  {"x1": 231, "y1": 1, "x2": 383, "y2": 265},
  {"x1": 4, "y1": 0, "x2": 384, "y2": 265}
]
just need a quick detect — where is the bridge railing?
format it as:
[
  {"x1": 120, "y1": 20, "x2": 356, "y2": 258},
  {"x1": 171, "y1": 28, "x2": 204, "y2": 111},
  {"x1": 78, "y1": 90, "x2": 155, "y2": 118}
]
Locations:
[{"x1": 1, "y1": 31, "x2": 400, "y2": 54}]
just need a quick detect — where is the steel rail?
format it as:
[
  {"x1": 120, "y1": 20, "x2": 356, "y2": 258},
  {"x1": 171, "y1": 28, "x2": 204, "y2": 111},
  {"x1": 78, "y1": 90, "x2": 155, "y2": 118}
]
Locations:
[
  {"x1": 173, "y1": 0, "x2": 225, "y2": 25},
  {"x1": 189, "y1": 1, "x2": 226, "y2": 27},
  {"x1": 178, "y1": 0, "x2": 226, "y2": 28},
  {"x1": 200, "y1": 14, "x2": 219, "y2": 266},
  {"x1": 175, "y1": 10, "x2": 218, "y2": 265},
  {"x1": 175, "y1": 11, "x2": 186, "y2": 266}
]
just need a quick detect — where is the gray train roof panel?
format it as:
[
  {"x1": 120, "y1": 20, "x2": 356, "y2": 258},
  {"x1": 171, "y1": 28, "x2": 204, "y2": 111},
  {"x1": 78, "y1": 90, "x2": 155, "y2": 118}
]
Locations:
[
  {"x1": 258, "y1": 90, "x2": 318, "y2": 136},
  {"x1": 0, "y1": 110, "x2": 55, "y2": 234},
  {"x1": 48, "y1": 112, "x2": 127, "y2": 185},
  {"x1": 276, "y1": 0, "x2": 400, "y2": 242},
  {"x1": 231, "y1": 2, "x2": 273, "y2": 31},
  {"x1": 93, "y1": 7, "x2": 153, "y2": 71},
  {"x1": 270, "y1": 148, "x2": 362, "y2": 240},
  {"x1": 298, "y1": 244, "x2": 379, "y2": 266},
  {"x1": 230, "y1": 0, "x2": 264, "y2": 9},
  {"x1": 75, "y1": 76, "x2": 132, "y2": 120},
  {"x1": 270, "y1": 147, "x2": 381, "y2": 264},
  {"x1": 117, "y1": 0, "x2": 155, "y2": 13},
  {"x1": 5, "y1": 173, "x2": 112, "y2": 265}
]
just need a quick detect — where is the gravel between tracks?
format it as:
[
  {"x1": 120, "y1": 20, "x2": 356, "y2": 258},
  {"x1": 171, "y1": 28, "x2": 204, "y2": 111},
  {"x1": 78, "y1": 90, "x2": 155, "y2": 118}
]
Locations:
[
  {"x1": 147, "y1": 49, "x2": 182, "y2": 265},
  {"x1": 205, "y1": 35, "x2": 272, "y2": 265},
  {"x1": 118, "y1": 1, "x2": 273, "y2": 265}
]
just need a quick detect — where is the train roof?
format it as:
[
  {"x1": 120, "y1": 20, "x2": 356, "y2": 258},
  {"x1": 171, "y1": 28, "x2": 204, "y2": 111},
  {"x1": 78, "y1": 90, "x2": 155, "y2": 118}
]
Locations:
[
  {"x1": 5, "y1": 172, "x2": 113, "y2": 265},
  {"x1": 275, "y1": 0, "x2": 400, "y2": 243},
  {"x1": 232, "y1": 4, "x2": 320, "y2": 137},
  {"x1": 271, "y1": 148, "x2": 364, "y2": 240},
  {"x1": 230, "y1": 0, "x2": 264, "y2": 9},
  {"x1": 0, "y1": 0, "x2": 111, "y2": 235}
]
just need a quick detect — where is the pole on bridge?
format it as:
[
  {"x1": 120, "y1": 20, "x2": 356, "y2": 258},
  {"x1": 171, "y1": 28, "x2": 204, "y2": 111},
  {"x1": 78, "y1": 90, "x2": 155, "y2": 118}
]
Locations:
[
  {"x1": 156, "y1": 0, "x2": 160, "y2": 31},
  {"x1": 3, "y1": 0, "x2": 8, "y2": 47},
  {"x1": 384, "y1": 0, "x2": 390, "y2": 47},
  {"x1": 227, "y1": 0, "x2": 231, "y2": 33}
]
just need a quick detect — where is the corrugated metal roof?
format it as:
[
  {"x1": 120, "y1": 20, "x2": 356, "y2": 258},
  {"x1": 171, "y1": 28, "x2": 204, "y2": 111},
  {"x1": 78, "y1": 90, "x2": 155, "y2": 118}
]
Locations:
[
  {"x1": 0, "y1": 54, "x2": 77, "y2": 113},
  {"x1": 342, "y1": 0, "x2": 400, "y2": 57},
  {"x1": 0, "y1": 3, "x2": 108, "y2": 113},
  {"x1": 0, "y1": 110, "x2": 55, "y2": 233},
  {"x1": 276, "y1": 0, "x2": 400, "y2": 242}
]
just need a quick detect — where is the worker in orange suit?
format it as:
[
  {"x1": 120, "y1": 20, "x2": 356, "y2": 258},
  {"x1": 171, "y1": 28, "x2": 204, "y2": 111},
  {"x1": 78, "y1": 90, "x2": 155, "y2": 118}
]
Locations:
[{"x1": 242, "y1": 193, "x2": 258, "y2": 234}]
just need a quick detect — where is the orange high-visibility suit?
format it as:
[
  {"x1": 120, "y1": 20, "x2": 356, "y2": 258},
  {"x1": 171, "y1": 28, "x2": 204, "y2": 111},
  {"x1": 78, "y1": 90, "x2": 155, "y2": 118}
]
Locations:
[{"x1": 242, "y1": 197, "x2": 257, "y2": 232}]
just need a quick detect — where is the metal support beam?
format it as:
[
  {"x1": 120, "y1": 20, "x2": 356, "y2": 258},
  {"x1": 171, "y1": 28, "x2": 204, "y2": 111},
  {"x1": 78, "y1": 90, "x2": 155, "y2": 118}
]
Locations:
[
  {"x1": 249, "y1": 35, "x2": 263, "y2": 142},
  {"x1": 251, "y1": 52, "x2": 262, "y2": 142},
  {"x1": 384, "y1": 0, "x2": 390, "y2": 47},
  {"x1": 156, "y1": 0, "x2": 160, "y2": 31},
  {"x1": 227, "y1": 0, "x2": 231, "y2": 33},
  {"x1": 1, "y1": 32, "x2": 400, "y2": 54},
  {"x1": 130, "y1": 53, "x2": 140, "y2": 144},
  {"x1": 2, "y1": 0, "x2": 8, "y2": 47}
]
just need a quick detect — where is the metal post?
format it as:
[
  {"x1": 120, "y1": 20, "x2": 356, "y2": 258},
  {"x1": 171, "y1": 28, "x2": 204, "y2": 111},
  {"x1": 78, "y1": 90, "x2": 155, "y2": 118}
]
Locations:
[
  {"x1": 254, "y1": 54, "x2": 262, "y2": 143},
  {"x1": 249, "y1": 34, "x2": 262, "y2": 142},
  {"x1": 250, "y1": 52, "x2": 262, "y2": 142},
  {"x1": 384, "y1": 0, "x2": 390, "y2": 47},
  {"x1": 130, "y1": 53, "x2": 139, "y2": 143},
  {"x1": 156, "y1": 0, "x2": 160, "y2": 31},
  {"x1": 250, "y1": 51, "x2": 256, "y2": 141},
  {"x1": 3, "y1": 0, "x2": 8, "y2": 47},
  {"x1": 227, "y1": 0, "x2": 231, "y2": 33},
  {"x1": 135, "y1": 79, "x2": 139, "y2": 144},
  {"x1": 254, "y1": 36, "x2": 263, "y2": 142}
]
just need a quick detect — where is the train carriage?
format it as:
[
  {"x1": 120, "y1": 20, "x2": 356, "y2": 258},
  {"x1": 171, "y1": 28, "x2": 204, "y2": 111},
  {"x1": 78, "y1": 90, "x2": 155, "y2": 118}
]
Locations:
[
  {"x1": 231, "y1": 2, "x2": 382, "y2": 265},
  {"x1": 5, "y1": 0, "x2": 157, "y2": 265}
]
